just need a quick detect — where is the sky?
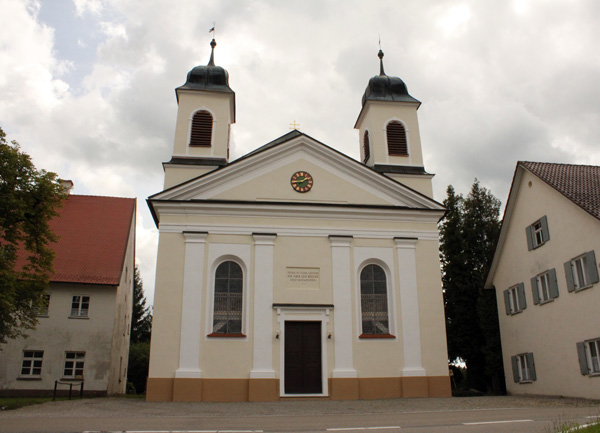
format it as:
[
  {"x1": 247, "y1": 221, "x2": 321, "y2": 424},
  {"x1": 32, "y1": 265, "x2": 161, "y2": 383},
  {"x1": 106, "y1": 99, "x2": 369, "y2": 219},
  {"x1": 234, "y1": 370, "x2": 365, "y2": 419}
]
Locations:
[{"x1": 2, "y1": 0, "x2": 600, "y2": 305}]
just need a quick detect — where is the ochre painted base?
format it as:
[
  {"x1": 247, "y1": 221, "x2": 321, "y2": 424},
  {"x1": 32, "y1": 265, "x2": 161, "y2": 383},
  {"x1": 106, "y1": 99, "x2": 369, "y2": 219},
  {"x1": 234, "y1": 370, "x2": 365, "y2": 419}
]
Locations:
[{"x1": 146, "y1": 376, "x2": 451, "y2": 402}]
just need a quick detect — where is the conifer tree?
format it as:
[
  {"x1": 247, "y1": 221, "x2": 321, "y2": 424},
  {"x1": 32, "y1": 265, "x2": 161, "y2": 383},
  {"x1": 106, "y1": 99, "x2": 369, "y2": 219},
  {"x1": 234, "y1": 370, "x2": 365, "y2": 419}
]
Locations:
[{"x1": 440, "y1": 180, "x2": 504, "y2": 393}]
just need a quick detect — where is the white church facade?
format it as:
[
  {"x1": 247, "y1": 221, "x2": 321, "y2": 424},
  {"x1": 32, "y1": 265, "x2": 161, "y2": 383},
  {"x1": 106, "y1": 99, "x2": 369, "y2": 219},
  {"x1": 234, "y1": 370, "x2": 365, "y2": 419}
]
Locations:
[{"x1": 146, "y1": 41, "x2": 451, "y2": 402}]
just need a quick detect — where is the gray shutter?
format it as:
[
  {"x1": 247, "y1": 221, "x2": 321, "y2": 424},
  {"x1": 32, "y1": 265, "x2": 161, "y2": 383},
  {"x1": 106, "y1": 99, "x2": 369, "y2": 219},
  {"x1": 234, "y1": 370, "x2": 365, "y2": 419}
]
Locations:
[
  {"x1": 531, "y1": 277, "x2": 540, "y2": 305},
  {"x1": 540, "y1": 215, "x2": 550, "y2": 242},
  {"x1": 517, "y1": 283, "x2": 527, "y2": 311},
  {"x1": 576, "y1": 342, "x2": 589, "y2": 375},
  {"x1": 525, "y1": 225, "x2": 534, "y2": 251},
  {"x1": 585, "y1": 250, "x2": 599, "y2": 285},
  {"x1": 526, "y1": 352, "x2": 536, "y2": 381},
  {"x1": 511, "y1": 356, "x2": 519, "y2": 382},
  {"x1": 503, "y1": 290, "x2": 511, "y2": 315},
  {"x1": 564, "y1": 260, "x2": 576, "y2": 292},
  {"x1": 548, "y1": 268, "x2": 559, "y2": 299}
]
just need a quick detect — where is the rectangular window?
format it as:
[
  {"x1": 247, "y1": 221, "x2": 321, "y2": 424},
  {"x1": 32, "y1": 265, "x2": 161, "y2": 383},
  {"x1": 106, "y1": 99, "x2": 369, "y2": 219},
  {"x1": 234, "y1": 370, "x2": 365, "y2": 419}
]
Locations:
[
  {"x1": 531, "y1": 269, "x2": 559, "y2": 305},
  {"x1": 70, "y1": 295, "x2": 90, "y2": 317},
  {"x1": 511, "y1": 352, "x2": 536, "y2": 383},
  {"x1": 565, "y1": 251, "x2": 599, "y2": 292},
  {"x1": 20, "y1": 350, "x2": 43, "y2": 377},
  {"x1": 35, "y1": 294, "x2": 51, "y2": 316},
  {"x1": 526, "y1": 216, "x2": 550, "y2": 250},
  {"x1": 63, "y1": 352, "x2": 85, "y2": 378},
  {"x1": 504, "y1": 283, "x2": 526, "y2": 315},
  {"x1": 577, "y1": 338, "x2": 600, "y2": 375}
]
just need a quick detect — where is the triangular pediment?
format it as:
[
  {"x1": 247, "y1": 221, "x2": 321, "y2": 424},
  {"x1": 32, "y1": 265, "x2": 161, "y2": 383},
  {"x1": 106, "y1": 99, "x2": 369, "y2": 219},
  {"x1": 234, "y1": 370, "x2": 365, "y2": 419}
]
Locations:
[{"x1": 150, "y1": 132, "x2": 444, "y2": 211}]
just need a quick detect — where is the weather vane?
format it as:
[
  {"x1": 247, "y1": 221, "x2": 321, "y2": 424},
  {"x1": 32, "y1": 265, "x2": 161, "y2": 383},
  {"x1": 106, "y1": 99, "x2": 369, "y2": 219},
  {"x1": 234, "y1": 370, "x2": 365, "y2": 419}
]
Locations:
[
  {"x1": 289, "y1": 121, "x2": 300, "y2": 130},
  {"x1": 209, "y1": 22, "x2": 216, "y2": 39}
]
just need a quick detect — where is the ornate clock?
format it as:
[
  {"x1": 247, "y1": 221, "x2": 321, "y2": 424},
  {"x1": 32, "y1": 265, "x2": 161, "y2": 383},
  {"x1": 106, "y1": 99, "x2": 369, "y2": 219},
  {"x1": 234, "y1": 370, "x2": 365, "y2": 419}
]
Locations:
[{"x1": 290, "y1": 171, "x2": 314, "y2": 193}]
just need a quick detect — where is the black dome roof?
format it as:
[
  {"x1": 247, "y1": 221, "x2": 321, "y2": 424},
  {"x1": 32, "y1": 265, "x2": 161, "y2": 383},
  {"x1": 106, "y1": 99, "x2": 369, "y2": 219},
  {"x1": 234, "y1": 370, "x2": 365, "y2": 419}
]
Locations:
[
  {"x1": 361, "y1": 50, "x2": 419, "y2": 106},
  {"x1": 177, "y1": 39, "x2": 233, "y2": 94}
]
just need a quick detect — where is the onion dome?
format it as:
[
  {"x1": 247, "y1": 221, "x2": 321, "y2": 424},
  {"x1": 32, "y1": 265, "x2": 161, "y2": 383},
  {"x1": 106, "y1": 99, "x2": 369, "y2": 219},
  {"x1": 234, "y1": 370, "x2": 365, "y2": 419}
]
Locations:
[
  {"x1": 176, "y1": 39, "x2": 234, "y2": 94},
  {"x1": 361, "y1": 49, "x2": 420, "y2": 106}
]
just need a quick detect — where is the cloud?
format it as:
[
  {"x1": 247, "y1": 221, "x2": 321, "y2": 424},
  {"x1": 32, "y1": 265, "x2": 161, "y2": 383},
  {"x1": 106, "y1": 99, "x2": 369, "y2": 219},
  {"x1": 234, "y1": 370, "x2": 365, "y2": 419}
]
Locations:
[{"x1": 2, "y1": 0, "x2": 600, "y2": 301}]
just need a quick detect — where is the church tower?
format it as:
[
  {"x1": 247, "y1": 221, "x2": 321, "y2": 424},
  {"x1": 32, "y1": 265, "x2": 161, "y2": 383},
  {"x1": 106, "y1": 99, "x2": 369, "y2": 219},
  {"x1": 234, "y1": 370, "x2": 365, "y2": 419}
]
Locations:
[
  {"x1": 354, "y1": 50, "x2": 434, "y2": 198},
  {"x1": 164, "y1": 39, "x2": 236, "y2": 189}
]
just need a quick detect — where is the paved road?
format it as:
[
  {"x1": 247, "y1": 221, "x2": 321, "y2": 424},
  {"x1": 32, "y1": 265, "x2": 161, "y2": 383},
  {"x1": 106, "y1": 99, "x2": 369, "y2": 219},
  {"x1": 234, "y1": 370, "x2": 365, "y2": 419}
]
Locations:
[{"x1": 0, "y1": 396, "x2": 598, "y2": 433}]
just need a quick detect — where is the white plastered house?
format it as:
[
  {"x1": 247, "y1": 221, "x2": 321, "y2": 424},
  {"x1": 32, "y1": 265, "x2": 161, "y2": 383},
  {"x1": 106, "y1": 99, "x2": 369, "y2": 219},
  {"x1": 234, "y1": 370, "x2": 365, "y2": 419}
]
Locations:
[
  {"x1": 0, "y1": 190, "x2": 136, "y2": 396},
  {"x1": 146, "y1": 41, "x2": 451, "y2": 402},
  {"x1": 485, "y1": 161, "x2": 600, "y2": 399}
]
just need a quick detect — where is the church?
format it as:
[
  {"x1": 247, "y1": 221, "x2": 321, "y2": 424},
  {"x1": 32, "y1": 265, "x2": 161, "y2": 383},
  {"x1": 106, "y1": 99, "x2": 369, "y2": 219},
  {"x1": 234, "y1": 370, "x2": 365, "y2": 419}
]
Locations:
[{"x1": 146, "y1": 40, "x2": 451, "y2": 402}]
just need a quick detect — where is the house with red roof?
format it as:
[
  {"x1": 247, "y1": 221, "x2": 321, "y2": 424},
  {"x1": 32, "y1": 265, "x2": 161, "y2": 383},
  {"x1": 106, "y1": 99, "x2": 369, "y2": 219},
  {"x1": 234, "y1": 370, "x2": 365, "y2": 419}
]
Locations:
[
  {"x1": 485, "y1": 162, "x2": 600, "y2": 399},
  {"x1": 0, "y1": 189, "x2": 136, "y2": 396}
]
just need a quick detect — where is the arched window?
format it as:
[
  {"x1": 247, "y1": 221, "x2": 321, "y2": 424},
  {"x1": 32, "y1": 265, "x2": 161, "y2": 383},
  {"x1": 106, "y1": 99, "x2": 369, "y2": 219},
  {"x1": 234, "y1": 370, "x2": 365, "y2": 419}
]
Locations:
[
  {"x1": 360, "y1": 264, "x2": 389, "y2": 335},
  {"x1": 386, "y1": 121, "x2": 408, "y2": 156},
  {"x1": 363, "y1": 130, "x2": 371, "y2": 163},
  {"x1": 212, "y1": 261, "x2": 243, "y2": 335},
  {"x1": 189, "y1": 110, "x2": 213, "y2": 147}
]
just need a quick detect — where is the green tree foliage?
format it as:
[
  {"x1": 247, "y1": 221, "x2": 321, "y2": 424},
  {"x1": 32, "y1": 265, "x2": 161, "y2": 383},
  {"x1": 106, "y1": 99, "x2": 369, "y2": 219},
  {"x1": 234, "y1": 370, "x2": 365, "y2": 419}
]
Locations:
[
  {"x1": 130, "y1": 266, "x2": 152, "y2": 344},
  {"x1": 0, "y1": 127, "x2": 66, "y2": 345},
  {"x1": 128, "y1": 266, "x2": 152, "y2": 393},
  {"x1": 440, "y1": 180, "x2": 504, "y2": 393}
]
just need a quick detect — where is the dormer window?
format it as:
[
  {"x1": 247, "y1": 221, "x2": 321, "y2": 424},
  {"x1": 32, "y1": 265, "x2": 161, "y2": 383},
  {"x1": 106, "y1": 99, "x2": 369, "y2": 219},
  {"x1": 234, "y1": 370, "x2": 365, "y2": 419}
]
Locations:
[
  {"x1": 363, "y1": 130, "x2": 370, "y2": 163},
  {"x1": 387, "y1": 121, "x2": 408, "y2": 156},
  {"x1": 190, "y1": 110, "x2": 213, "y2": 147}
]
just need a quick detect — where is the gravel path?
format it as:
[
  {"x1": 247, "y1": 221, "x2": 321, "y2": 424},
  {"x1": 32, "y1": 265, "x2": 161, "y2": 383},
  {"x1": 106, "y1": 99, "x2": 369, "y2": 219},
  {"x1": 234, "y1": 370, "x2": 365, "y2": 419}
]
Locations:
[{"x1": 1, "y1": 395, "x2": 598, "y2": 420}]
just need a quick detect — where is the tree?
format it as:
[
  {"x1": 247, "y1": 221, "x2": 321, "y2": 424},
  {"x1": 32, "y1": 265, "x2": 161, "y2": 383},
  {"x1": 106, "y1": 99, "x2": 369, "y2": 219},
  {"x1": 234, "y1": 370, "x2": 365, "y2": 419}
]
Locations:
[
  {"x1": 440, "y1": 180, "x2": 504, "y2": 394},
  {"x1": 130, "y1": 266, "x2": 152, "y2": 344},
  {"x1": 0, "y1": 127, "x2": 66, "y2": 345},
  {"x1": 128, "y1": 266, "x2": 152, "y2": 393}
]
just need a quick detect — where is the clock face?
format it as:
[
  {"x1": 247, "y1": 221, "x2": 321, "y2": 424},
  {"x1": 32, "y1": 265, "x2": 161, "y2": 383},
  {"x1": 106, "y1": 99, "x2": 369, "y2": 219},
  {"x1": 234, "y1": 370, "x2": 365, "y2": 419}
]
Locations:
[{"x1": 290, "y1": 171, "x2": 314, "y2": 193}]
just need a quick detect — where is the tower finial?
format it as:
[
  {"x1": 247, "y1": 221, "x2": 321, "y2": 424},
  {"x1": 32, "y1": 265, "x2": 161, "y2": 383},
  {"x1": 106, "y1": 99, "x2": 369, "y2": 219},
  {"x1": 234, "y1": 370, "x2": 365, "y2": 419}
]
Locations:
[
  {"x1": 208, "y1": 23, "x2": 216, "y2": 66},
  {"x1": 378, "y1": 48, "x2": 385, "y2": 76},
  {"x1": 208, "y1": 38, "x2": 216, "y2": 66}
]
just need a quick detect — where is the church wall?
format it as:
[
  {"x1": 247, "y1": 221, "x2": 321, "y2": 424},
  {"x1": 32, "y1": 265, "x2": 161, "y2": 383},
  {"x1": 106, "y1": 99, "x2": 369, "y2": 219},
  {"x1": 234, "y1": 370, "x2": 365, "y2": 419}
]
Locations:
[
  {"x1": 147, "y1": 233, "x2": 185, "y2": 378},
  {"x1": 206, "y1": 157, "x2": 396, "y2": 206}
]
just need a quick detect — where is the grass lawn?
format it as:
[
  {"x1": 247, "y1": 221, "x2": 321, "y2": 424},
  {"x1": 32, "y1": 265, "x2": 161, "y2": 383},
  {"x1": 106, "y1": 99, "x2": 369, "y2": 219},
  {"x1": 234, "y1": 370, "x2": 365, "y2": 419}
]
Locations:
[{"x1": 0, "y1": 396, "x2": 66, "y2": 411}]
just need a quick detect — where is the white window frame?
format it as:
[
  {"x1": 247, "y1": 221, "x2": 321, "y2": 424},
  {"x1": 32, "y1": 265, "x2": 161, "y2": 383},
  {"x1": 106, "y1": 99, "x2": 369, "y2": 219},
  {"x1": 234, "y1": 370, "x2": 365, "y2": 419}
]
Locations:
[
  {"x1": 70, "y1": 295, "x2": 90, "y2": 318},
  {"x1": 571, "y1": 254, "x2": 590, "y2": 291},
  {"x1": 506, "y1": 284, "x2": 525, "y2": 314},
  {"x1": 517, "y1": 354, "x2": 531, "y2": 382},
  {"x1": 63, "y1": 352, "x2": 85, "y2": 379},
  {"x1": 210, "y1": 259, "x2": 245, "y2": 336},
  {"x1": 358, "y1": 262, "x2": 392, "y2": 337},
  {"x1": 536, "y1": 273, "x2": 550, "y2": 302},
  {"x1": 579, "y1": 338, "x2": 600, "y2": 376},
  {"x1": 205, "y1": 244, "x2": 251, "y2": 340},
  {"x1": 20, "y1": 350, "x2": 43, "y2": 377},
  {"x1": 532, "y1": 221, "x2": 544, "y2": 247}
]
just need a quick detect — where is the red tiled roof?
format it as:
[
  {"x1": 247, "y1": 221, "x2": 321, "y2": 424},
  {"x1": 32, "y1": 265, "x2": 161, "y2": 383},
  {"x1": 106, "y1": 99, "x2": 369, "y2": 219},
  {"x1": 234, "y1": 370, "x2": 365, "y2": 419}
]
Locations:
[
  {"x1": 18, "y1": 195, "x2": 136, "y2": 285},
  {"x1": 520, "y1": 161, "x2": 600, "y2": 221}
]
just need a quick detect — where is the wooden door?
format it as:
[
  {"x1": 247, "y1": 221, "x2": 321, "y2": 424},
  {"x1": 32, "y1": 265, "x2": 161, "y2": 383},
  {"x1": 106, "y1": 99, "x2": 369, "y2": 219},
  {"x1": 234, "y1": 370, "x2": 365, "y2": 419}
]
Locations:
[{"x1": 284, "y1": 321, "x2": 322, "y2": 394}]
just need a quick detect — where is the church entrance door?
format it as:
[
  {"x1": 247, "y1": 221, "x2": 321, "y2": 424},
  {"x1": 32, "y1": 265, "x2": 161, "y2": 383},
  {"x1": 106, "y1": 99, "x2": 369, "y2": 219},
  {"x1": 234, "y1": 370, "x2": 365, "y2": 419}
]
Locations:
[{"x1": 284, "y1": 321, "x2": 322, "y2": 394}]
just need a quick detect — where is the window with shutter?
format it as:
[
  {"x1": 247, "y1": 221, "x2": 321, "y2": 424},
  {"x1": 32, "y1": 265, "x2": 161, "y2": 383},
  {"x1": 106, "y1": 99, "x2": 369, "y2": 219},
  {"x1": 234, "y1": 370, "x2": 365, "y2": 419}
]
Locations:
[
  {"x1": 363, "y1": 130, "x2": 370, "y2": 163},
  {"x1": 526, "y1": 216, "x2": 550, "y2": 250},
  {"x1": 532, "y1": 269, "x2": 559, "y2": 305},
  {"x1": 189, "y1": 110, "x2": 213, "y2": 147},
  {"x1": 577, "y1": 338, "x2": 600, "y2": 375},
  {"x1": 566, "y1": 250, "x2": 599, "y2": 292},
  {"x1": 386, "y1": 121, "x2": 408, "y2": 156},
  {"x1": 506, "y1": 283, "x2": 526, "y2": 314},
  {"x1": 513, "y1": 352, "x2": 535, "y2": 383}
]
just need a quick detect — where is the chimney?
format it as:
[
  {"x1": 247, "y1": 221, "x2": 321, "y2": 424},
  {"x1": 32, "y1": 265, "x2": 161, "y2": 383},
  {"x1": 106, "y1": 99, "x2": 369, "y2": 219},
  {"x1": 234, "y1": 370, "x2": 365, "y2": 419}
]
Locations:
[{"x1": 60, "y1": 179, "x2": 74, "y2": 195}]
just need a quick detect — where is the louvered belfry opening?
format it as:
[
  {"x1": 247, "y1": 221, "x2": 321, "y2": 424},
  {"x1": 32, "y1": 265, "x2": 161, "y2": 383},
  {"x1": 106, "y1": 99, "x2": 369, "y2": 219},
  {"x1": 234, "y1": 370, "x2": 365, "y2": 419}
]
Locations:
[
  {"x1": 387, "y1": 121, "x2": 408, "y2": 156},
  {"x1": 190, "y1": 110, "x2": 213, "y2": 147},
  {"x1": 363, "y1": 130, "x2": 371, "y2": 163}
]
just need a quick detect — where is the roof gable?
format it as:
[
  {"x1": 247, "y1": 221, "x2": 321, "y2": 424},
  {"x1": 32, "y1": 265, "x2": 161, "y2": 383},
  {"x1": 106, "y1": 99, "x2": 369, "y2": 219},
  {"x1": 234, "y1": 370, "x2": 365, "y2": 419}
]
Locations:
[
  {"x1": 37, "y1": 195, "x2": 136, "y2": 285},
  {"x1": 485, "y1": 161, "x2": 600, "y2": 288},
  {"x1": 150, "y1": 131, "x2": 444, "y2": 213},
  {"x1": 520, "y1": 161, "x2": 600, "y2": 221}
]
